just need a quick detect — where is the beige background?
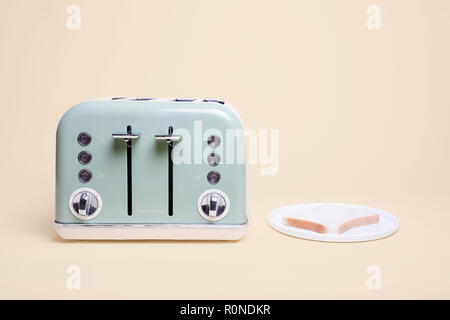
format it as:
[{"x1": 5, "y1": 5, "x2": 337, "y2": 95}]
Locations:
[{"x1": 0, "y1": 0, "x2": 449, "y2": 299}]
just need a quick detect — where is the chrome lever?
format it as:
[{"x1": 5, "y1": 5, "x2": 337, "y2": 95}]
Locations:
[
  {"x1": 154, "y1": 134, "x2": 181, "y2": 143},
  {"x1": 155, "y1": 126, "x2": 179, "y2": 216},
  {"x1": 112, "y1": 133, "x2": 140, "y2": 142}
]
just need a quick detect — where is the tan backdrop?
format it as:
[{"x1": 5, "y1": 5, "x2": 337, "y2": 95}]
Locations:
[{"x1": 0, "y1": 0, "x2": 449, "y2": 299}]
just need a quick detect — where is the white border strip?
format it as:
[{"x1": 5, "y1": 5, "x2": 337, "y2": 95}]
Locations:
[{"x1": 54, "y1": 222, "x2": 248, "y2": 240}]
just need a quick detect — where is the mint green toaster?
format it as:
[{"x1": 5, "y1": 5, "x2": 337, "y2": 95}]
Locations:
[{"x1": 54, "y1": 98, "x2": 248, "y2": 240}]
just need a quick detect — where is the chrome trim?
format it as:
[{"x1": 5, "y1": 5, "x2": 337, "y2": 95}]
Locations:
[
  {"x1": 197, "y1": 189, "x2": 230, "y2": 222},
  {"x1": 68, "y1": 188, "x2": 103, "y2": 220},
  {"x1": 54, "y1": 222, "x2": 247, "y2": 228},
  {"x1": 112, "y1": 133, "x2": 140, "y2": 141},
  {"x1": 154, "y1": 135, "x2": 181, "y2": 142},
  {"x1": 54, "y1": 221, "x2": 248, "y2": 240}
]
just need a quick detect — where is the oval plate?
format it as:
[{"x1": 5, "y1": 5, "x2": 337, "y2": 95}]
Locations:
[{"x1": 268, "y1": 203, "x2": 399, "y2": 242}]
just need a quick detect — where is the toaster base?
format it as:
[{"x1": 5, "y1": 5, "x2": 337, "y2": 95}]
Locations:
[{"x1": 54, "y1": 222, "x2": 248, "y2": 240}]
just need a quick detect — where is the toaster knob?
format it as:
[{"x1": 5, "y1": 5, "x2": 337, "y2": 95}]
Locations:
[
  {"x1": 69, "y1": 188, "x2": 102, "y2": 220},
  {"x1": 197, "y1": 190, "x2": 230, "y2": 221}
]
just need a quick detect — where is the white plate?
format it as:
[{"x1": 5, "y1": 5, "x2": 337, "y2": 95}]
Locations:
[{"x1": 268, "y1": 203, "x2": 399, "y2": 242}]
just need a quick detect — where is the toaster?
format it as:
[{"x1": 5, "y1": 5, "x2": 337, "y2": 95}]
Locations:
[{"x1": 54, "y1": 97, "x2": 248, "y2": 240}]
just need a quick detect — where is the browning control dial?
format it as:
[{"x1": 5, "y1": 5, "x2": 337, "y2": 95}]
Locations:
[
  {"x1": 197, "y1": 189, "x2": 230, "y2": 221},
  {"x1": 69, "y1": 188, "x2": 102, "y2": 220}
]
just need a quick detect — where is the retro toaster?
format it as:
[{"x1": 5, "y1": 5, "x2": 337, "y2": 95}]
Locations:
[{"x1": 54, "y1": 97, "x2": 248, "y2": 240}]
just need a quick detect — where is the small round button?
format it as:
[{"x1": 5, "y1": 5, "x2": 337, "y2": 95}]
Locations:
[
  {"x1": 207, "y1": 153, "x2": 220, "y2": 167},
  {"x1": 197, "y1": 189, "x2": 230, "y2": 221},
  {"x1": 77, "y1": 132, "x2": 91, "y2": 146},
  {"x1": 78, "y1": 169, "x2": 92, "y2": 183},
  {"x1": 78, "y1": 151, "x2": 92, "y2": 165},
  {"x1": 207, "y1": 135, "x2": 221, "y2": 148},
  {"x1": 207, "y1": 171, "x2": 221, "y2": 184},
  {"x1": 69, "y1": 188, "x2": 102, "y2": 220}
]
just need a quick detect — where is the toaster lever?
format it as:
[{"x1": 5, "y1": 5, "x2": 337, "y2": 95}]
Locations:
[
  {"x1": 112, "y1": 133, "x2": 140, "y2": 141},
  {"x1": 154, "y1": 134, "x2": 181, "y2": 143},
  {"x1": 155, "y1": 127, "x2": 180, "y2": 216},
  {"x1": 113, "y1": 126, "x2": 139, "y2": 216}
]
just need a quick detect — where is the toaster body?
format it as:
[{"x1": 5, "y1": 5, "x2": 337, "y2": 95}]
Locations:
[{"x1": 54, "y1": 98, "x2": 247, "y2": 240}]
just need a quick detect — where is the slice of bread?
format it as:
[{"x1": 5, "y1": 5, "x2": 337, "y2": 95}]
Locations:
[{"x1": 283, "y1": 204, "x2": 380, "y2": 234}]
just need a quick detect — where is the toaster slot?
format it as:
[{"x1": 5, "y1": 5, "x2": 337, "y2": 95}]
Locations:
[
  {"x1": 155, "y1": 126, "x2": 181, "y2": 216},
  {"x1": 168, "y1": 126, "x2": 174, "y2": 216},
  {"x1": 112, "y1": 126, "x2": 140, "y2": 216},
  {"x1": 126, "y1": 125, "x2": 132, "y2": 216}
]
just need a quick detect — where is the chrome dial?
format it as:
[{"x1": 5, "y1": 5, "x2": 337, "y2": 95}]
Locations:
[
  {"x1": 69, "y1": 188, "x2": 102, "y2": 220},
  {"x1": 197, "y1": 189, "x2": 230, "y2": 221}
]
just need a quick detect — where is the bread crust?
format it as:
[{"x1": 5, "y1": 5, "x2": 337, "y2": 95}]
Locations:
[
  {"x1": 338, "y1": 214, "x2": 379, "y2": 234},
  {"x1": 284, "y1": 217, "x2": 327, "y2": 233}
]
